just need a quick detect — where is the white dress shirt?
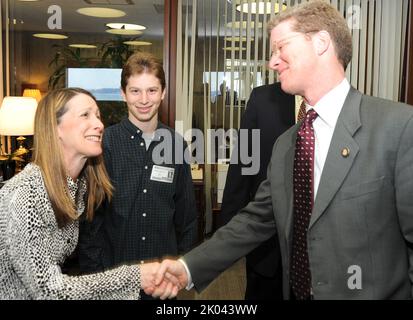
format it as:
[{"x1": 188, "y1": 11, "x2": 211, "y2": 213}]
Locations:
[{"x1": 304, "y1": 78, "x2": 350, "y2": 198}]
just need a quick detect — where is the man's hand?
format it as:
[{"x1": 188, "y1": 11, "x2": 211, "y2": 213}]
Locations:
[
  {"x1": 153, "y1": 259, "x2": 189, "y2": 298},
  {"x1": 139, "y1": 262, "x2": 180, "y2": 299}
]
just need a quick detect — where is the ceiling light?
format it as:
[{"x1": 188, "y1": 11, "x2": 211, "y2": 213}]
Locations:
[
  {"x1": 123, "y1": 41, "x2": 152, "y2": 46},
  {"x1": 105, "y1": 29, "x2": 143, "y2": 36},
  {"x1": 226, "y1": 21, "x2": 263, "y2": 29},
  {"x1": 236, "y1": 1, "x2": 287, "y2": 15},
  {"x1": 77, "y1": 7, "x2": 126, "y2": 18},
  {"x1": 69, "y1": 44, "x2": 97, "y2": 49},
  {"x1": 106, "y1": 23, "x2": 146, "y2": 31},
  {"x1": 33, "y1": 33, "x2": 68, "y2": 40}
]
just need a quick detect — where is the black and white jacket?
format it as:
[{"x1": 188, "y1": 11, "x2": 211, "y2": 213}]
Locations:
[{"x1": 0, "y1": 163, "x2": 141, "y2": 300}]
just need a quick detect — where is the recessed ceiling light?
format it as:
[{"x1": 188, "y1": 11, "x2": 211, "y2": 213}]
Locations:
[
  {"x1": 77, "y1": 7, "x2": 126, "y2": 18},
  {"x1": 69, "y1": 44, "x2": 97, "y2": 49},
  {"x1": 105, "y1": 29, "x2": 143, "y2": 36},
  {"x1": 33, "y1": 33, "x2": 68, "y2": 39},
  {"x1": 226, "y1": 21, "x2": 263, "y2": 29},
  {"x1": 106, "y1": 23, "x2": 146, "y2": 31},
  {"x1": 123, "y1": 41, "x2": 152, "y2": 46},
  {"x1": 225, "y1": 36, "x2": 253, "y2": 42},
  {"x1": 236, "y1": 2, "x2": 287, "y2": 15}
]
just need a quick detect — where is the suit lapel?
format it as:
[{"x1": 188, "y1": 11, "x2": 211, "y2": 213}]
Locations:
[
  {"x1": 284, "y1": 125, "x2": 299, "y2": 243},
  {"x1": 309, "y1": 88, "x2": 362, "y2": 229}
]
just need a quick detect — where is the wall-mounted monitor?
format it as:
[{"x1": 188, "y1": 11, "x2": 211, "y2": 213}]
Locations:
[{"x1": 66, "y1": 68, "x2": 123, "y2": 101}]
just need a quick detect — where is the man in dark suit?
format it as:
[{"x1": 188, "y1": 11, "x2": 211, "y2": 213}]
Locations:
[
  {"x1": 151, "y1": 1, "x2": 413, "y2": 299},
  {"x1": 218, "y1": 83, "x2": 295, "y2": 300}
]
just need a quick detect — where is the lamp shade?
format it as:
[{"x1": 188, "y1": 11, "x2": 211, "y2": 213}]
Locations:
[
  {"x1": 23, "y1": 88, "x2": 42, "y2": 102},
  {"x1": 0, "y1": 97, "x2": 37, "y2": 136}
]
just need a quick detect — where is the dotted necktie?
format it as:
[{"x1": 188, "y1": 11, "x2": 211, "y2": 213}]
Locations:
[{"x1": 290, "y1": 109, "x2": 318, "y2": 300}]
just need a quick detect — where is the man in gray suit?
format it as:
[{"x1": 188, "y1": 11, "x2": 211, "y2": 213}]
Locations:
[{"x1": 152, "y1": 1, "x2": 413, "y2": 300}]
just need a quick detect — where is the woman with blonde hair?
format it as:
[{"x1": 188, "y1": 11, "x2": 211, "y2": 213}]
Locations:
[{"x1": 0, "y1": 88, "x2": 177, "y2": 300}]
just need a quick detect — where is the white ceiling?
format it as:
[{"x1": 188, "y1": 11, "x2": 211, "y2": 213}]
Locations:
[
  {"x1": 8, "y1": 0, "x2": 165, "y2": 38},
  {"x1": 7, "y1": 1, "x2": 271, "y2": 41}
]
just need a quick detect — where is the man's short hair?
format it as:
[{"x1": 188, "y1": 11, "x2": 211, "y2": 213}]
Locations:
[{"x1": 268, "y1": 0, "x2": 352, "y2": 70}]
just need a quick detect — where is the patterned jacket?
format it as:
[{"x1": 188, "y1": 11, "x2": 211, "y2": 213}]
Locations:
[{"x1": 0, "y1": 163, "x2": 141, "y2": 300}]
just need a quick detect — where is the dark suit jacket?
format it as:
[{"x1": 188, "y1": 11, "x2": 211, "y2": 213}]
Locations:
[
  {"x1": 185, "y1": 87, "x2": 413, "y2": 299},
  {"x1": 218, "y1": 83, "x2": 295, "y2": 277}
]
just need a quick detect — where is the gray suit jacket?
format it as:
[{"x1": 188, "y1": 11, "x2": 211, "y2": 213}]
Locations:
[{"x1": 184, "y1": 87, "x2": 413, "y2": 299}]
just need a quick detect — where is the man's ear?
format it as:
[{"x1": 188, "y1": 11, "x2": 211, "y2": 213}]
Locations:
[
  {"x1": 314, "y1": 30, "x2": 331, "y2": 56},
  {"x1": 121, "y1": 89, "x2": 127, "y2": 102},
  {"x1": 161, "y1": 89, "x2": 166, "y2": 100}
]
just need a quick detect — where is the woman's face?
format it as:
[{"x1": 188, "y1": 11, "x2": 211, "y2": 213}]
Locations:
[{"x1": 57, "y1": 93, "x2": 104, "y2": 164}]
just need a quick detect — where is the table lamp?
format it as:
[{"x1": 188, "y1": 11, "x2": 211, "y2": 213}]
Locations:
[
  {"x1": 0, "y1": 97, "x2": 37, "y2": 179},
  {"x1": 23, "y1": 88, "x2": 42, "y2": 102}
]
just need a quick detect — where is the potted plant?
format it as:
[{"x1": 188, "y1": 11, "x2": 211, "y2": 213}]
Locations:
[
  {"x1": 48, "y1": 36, "x2": 139, "y2": 89},
  {"x1": 98, "y1": 36, "x2": 137, "y2": 68},
  {"x1": 48, "y1": 45, "x2": 93, "y2": 89}
]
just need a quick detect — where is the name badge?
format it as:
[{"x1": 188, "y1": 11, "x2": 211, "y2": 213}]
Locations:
[{"x1": 150, "y1": 165, "x2": 175, "y2": 183}]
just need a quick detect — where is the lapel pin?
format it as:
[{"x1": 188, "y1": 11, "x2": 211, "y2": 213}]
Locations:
[{"x1": 341, "y1": 147, "x2": 350, "y2": 158}]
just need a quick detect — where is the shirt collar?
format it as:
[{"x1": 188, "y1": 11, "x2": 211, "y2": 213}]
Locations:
[{"x1": 305, "y1": 78, "x2": 350, "y2": 129}]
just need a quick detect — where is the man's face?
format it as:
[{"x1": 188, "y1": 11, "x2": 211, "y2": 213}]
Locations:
[
  {"x1": 268, "y1": 20, "x2": 316, "y2": 95},
  {"x1": 122, "y1": 72, "x2": 166, "y2": 128}
]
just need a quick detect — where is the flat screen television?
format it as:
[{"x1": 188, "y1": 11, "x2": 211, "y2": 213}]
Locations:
[{"x1": 66, "y1": 68, "x2": 123, "y2": 101}]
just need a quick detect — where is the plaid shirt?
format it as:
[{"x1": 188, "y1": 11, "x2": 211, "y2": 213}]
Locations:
[{"x1": 78, "y1": 119, "x2": 197, "y2": 272}]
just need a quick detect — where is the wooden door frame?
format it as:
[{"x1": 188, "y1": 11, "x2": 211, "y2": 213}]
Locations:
[
  {"x1": 403, "y1": 0, "x2": 413, "y2": 104},
  {"x1": 162, "y1": 0, "x2": 178, "y2": 128}
]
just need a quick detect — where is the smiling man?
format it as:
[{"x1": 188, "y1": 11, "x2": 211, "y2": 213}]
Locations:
[
  {"x1": 154, "y1": 1, "x2": 413, "y2": 300},
  {"x1": 78, "y1": 52, "x2": 198, "y2": 300}
]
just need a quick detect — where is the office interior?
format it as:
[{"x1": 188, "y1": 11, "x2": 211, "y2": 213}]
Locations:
[{"x1": 0, "y1": 0, "x2": 413, "y2": 300}]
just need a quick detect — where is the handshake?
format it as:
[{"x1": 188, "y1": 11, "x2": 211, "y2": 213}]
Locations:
[{"x1": 139, "y1": 259, "x2": 189, "y2": 300}]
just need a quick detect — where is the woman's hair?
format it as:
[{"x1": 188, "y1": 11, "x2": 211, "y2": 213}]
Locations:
[
  {"x1": 32, "y1": 87, "x2": 113, "y2": 228},
  {"x1": 121, "y1": 51, "x2": 166, "y2": 91}
]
